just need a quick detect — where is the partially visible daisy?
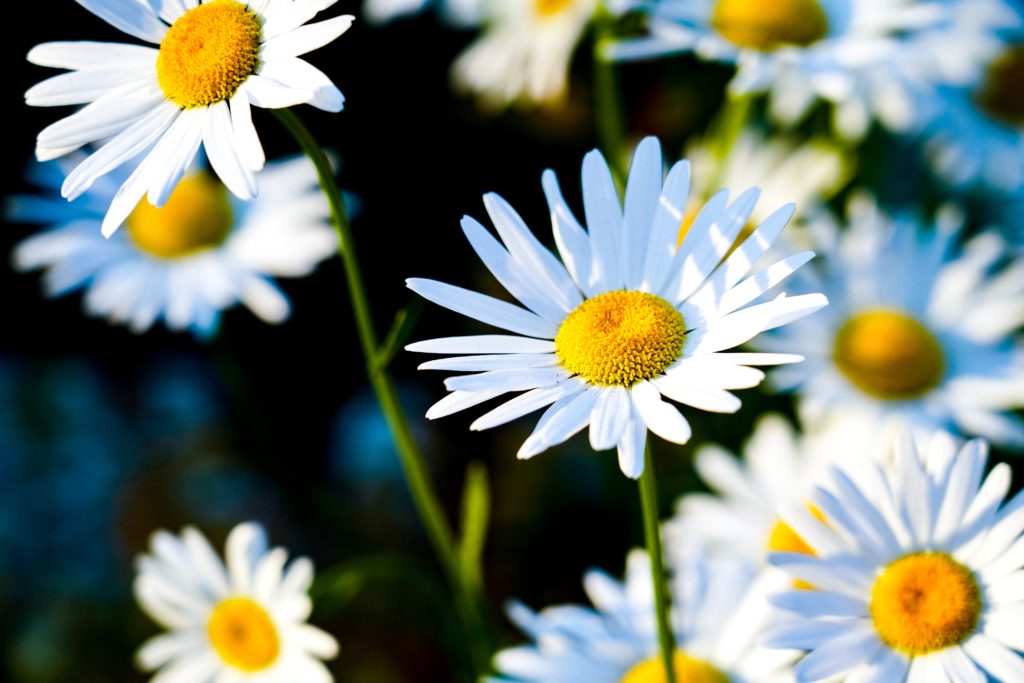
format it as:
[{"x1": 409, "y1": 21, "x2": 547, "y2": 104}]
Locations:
[
  {"x1": 492, "y1": 549, "x2": 794, "y2": 682},
  {"x1": 766, "y1": 435, "x2": 1024, "y2": 681},
  {"x1": 8, "y1": 154, "x2": 336, "y2": 337},
  {"x1": 406, "y1": 137, "x2": 827, "y2": 478},
  {"x1": 26, "y1": 0, "x2": 353, "y2": 235},
  {"x1": 134, "y1": 521, "x2": 339, "y2": 682},
  {"x1": 451, "y1": 0, "x2": 600, "y2": 109},
  {"x1": 363, "y1": 0, "x2": 481, "y2": 26},
  {"x1": 753, "y1": 193, "x2": 1024, "y2": 448},
  {"x1": 612, "y1": 0, "x2": 1016, "y2": 138}
]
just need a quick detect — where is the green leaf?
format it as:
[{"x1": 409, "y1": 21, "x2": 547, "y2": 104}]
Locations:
[
  {"x1": 458, "y1": 461, "x2": 491, "y2": 591},
  {"x1": 373, "y1": 298, "x2": 423, "y2": 372}
]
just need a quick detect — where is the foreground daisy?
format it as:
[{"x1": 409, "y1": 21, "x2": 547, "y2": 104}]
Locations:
[
  {"x1": 612, "y1": 0, "x2": 1014, "y2": 138},
  {"x1": 407, "y1": 137, "x2": 826, "y2": 478},
  {"x1": 492, "y1": 549, "x2": 793, "y2": 682},
  {"x1": 26, "y1": 0, "x2": 353, "y2": 235},
  {"x1": 766, "y1": 435, "x2": 1024, "y2": 681},
  {"x1": 134, "y1": 522, "x2": 338, "y2": 682},
  {"x1": 451, "y1": 0, "x2": 599, "y2": 109},
  {"x1": 752, "y1": 194, "x2": 1024, "y2": 448},
  {"x1": 9, "y1": 154, "x2": 336, "y2": 337}
]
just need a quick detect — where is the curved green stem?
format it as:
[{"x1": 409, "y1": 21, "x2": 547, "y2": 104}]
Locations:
[
  {"x1": 273, "y1": 108, "x2": 492, "y2": 678},
  {"x1": 638, "y1": 445, "x2": 677, "y2": 683}
]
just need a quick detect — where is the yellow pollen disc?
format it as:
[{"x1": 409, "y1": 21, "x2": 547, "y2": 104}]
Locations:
[
  {"x1": 157, "y1": 0, "x2": 262, "y2": 109},
  {"x1": 555, "y1": 291, "x2": 686, "y2": 387},
  {"x1": 975, "y1": 46, "x2": 1024, "y2": 126},
  {"x1": 535, "y1": 0, "x2": 574, "y2": 17},
  {"x1": 207, "y1": 597, "x2": 280, "y2": 671},
  {"x1": 767, "y1": 504, "x2": 826, "y2": 590},
  {"x1": 833, "y1": 309, "x2": 945, "y2": 401},
  {"x1": 621, "y1": 652, "x2": 730, "y2": 683},
  {"x1": 126, "y1": 174, "x2": 234, "y2": 259},
  {"x1": 711, "y1": 0, "x2": 829, "y2": 51},
  {"x1": 870, "y1": 552, "x2": 981, "y2": 656}
]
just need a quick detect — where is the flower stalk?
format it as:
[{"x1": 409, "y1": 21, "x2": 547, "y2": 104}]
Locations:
[{"x1": 638, "y1": 444, "x2": 677, "y2": 683}]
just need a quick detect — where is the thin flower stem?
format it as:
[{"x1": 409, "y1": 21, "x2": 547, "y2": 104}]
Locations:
[
  {"x1": 593, "y1": 4, "x2": 628, "y2": 183},
  {"x1": 638, "y1": 444, "x2": 677, "y2": 683},
  {"x1": 706, "y1": 92, "x2": 754, "y2": 191},
  {"x1": 272, "y1": 108, "x2": 492, "y2": 678}
]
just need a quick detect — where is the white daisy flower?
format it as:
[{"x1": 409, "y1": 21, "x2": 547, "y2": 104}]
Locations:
[
  {"x1": 363, "y1": 0, "x2": 481, "y2": 26},
  {"x1": 134, "y1": 521, "x2": 339, "y2": 682},
  {"x1": 26, "y1": 0, "x2": 353, "y2": 236},
  {"x1": 752, "y1": 193, "x2": 1024, "y2": 448},
  {"x1": 451, "y1": 0, "x2": 599, "y2": 109},
  {"x1": 612, "y1": 0, "x2": 1016, "y2": 138},
  {"x1": 406, "y1": 137, "x2": 827, "y2": 478},
  {"x1": 492, "y1": 549, "x2": 794, "y2": 682},
  {"x1": 765, "y1": 435, "x2": 1024, "y2": 681},
  {"x1": 664, "y1": 413, "x2": 838, "y2": 568},
  {"x1": 8, "y1": 154, "x2": 336, "y2": 337}
]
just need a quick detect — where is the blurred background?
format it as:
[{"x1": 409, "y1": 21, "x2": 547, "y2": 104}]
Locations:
[{"x1": 2, "y1": 1, "x2": 1022, "y2": 682}]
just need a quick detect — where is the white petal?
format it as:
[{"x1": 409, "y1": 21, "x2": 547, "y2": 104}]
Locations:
[
  {"x1": 406, "y1": 278, "x2": 557, "y2": 339},
  {"x1": 229, "y1": 92, "x2": 266, "y2": 172},
  {"x1": 202, "y1": 101, "x2": 257, "y2": 200},
  {"x1": 631, "y1": 381, "x2": 692, "y2": 443},
  {"x1": 260, "y1": 15, "x2": 354, "y2": 60},
  {"x1": 588, "y1": 385, "x2": 631, "y2": 451},
  {"x1": 406, "y1": 335, "x2": 555, "y2": 355},
  {"x1": 620, "y1": 137, "x2": 662, "y2": 290},
  {"x1": 258, "y1": 58, "x2": 343, "y2": 112},
  {"x1": 73, "y1": 0, "x2": 168, "y2": 43},
  {"x1": 581, "y1": 149, "x2": 622, "y2": 292},
  {"x1": 617, "y1": 418, "x2": 647, "y2": 479},
  {"x1": 517, "y1": 388, "x2": 600, "y2": 459},
  {"x1": 470, "y1": 379, "x2": 586, "y2": 431}
]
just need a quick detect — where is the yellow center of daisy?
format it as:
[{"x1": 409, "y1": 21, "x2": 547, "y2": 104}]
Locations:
[
  {"x1": 555, "y1": 291, "x2": 687, "y2": 387},
  {"x1": 535, "y1": 0, "x2": 574, "y2": 17},
  {"x1": 126, "y1": 174, "x2": 234, "y2": 259},
  {"x1": 621, "y1": 652, "x2": 730, "y2": 683},
  {"x1": 207, "y1": 597, "x2": 281, "y2": 671},
  {"x1": 833, "y1": 309, "x2": 945, "y2": 401},
  {"x1": 157, "y1": 0, "x2": 262, "y2": 109},
  {"x1": 711, "y1": 0, "x2": 829, "y2": 51},
  {"x1": 869, "y1": 552, "x2": 982, "y2": 656},
  {"x1": 975, "y1": 46, "x2": 1024, "y2": 126}
]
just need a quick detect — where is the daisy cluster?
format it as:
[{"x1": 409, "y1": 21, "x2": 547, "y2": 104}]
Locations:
[{"x1": 9, "y1": 0, "x2": 1024, "y2": 682}]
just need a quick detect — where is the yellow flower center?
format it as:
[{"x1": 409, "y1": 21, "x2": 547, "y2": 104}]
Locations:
[
  {"x1": 869, "y1": 552, "x2": 981, "y2": 656},
  {"x1": 555, "y1": 291, "x2": 686, "y2": 387},
  {"x1": 126, "y1": 174, "x2": 234, "y2": 259},
  {"x1": 833, "y1": 309, "x2": 945, "y2": 401},
  {"x1": 621, "y1": 652, "x2": 730, "y2": 683},
  {"x1": 157, "y1": 0, "x2": 262, "y2": 109},
  {"x1": 534, "y1": 0, "x2": 574, "y2": 17},
  {"x1": 711, "y1": 0, "x2": 829, "y2": 51},
  {"x1": 207, "y1": 597, "x2": 280, "y2": 672},
  {"x1": 975, "y1": 46, "x2": 1024, "y2": 126}
]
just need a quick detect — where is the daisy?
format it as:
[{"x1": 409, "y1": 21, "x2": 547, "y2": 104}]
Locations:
[
  {"x1": 451, "y1": 0, "x2": 599, "y2": 109},
  {"x1": 363, "y1": 0, "x2": 481, "y2": 26},
  {"x1": 9, "y1": 154, "x2": 336, "y2": 337},
  {"x1": 492, "y1": 549, "x2": 794, "y2": 682},
  {"x1": 406, "y1": 137, "x2": 826, "y2": 478},
  {"x1": 751, "y1": 193, "x2": 1024, "y2": 448},
  {"x1": 25, "y1": 0, "x2": 353, "y2": 236},
  {"x1": 611, "y1": 0, "x2": 1016, "y2": 139},
  {"x1": 765, "y1": 434, "x2": 1024, "y2": 681},
  {"x1": 134, "y1": 521, "x2": 339, "y2": 682}
]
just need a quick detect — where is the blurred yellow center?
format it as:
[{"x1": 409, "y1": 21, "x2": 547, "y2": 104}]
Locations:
[
  {"x1": 833, "y1": 310, "x2": 945, "y2": 400},
  {"x1": 975, "y1": 46, "x2": 1024, "y2": 126},
  {"x1": 870, "y1": 553, "x2": 981, "y2": 656},
  {"x1": 126, "y1": 174, "x2": 233, "y2": 259},
  {"x1": 556, "y1": 291, "x2": 686, "y2": 386},
  {"x1": 711, "y1": 0, "x2": 829, "y2": 51},
  {"x1": 621, "y1": 652, "x2": 729, "y2": 683},
  {"x1": 767, "y1": 504, "x2": 825, "y2": 590},
  {"x1": 207, "y1": 597, "x2": 280, "y2": 671},
  {"x1": 535, "y1": 0, "x2": 574, "y2": 16},
  {"x1": 157, "y1": 0, "x2": 262, "y2": 109}
]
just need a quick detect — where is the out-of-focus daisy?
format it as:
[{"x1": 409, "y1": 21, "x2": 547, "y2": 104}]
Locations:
[
  {"x1": 406, "y1": 137, "x2": 826, "y2": 478},
  {"x1": 664, "y1": 413, "x2": 839, "y2": 568},
  {"x1": 681, "y1": 127, "x2": 848, "y2": 247},
  {"x1": 451, "y1": 0, "x2": 600, "y2": 109},
  {"x1": 766, "y1": 435, "x2": 1024, "y2": 681},
  {"x1": 753, "y1": 194, "x2": 1024, "y2": 448},
  {"x1": 612, "y1": 0, "x2": 1015, "y2": 138},
  {"x1": 134, "y1": 522, "x2": 339, "y2": 682},
  {"x1": 492, "y1": 549, "x2": 793, "y2": 682},
  {"x1": 9, "y1": 154, "x2": 336, "y2": 337},
  {"x1": 26, "y1": 0, "x2": 353, "y2": 235},
  {"x1": 363, "y1": 0, "x2": 481, "y2": 25}
]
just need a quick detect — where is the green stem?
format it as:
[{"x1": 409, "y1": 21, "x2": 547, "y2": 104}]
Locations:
[
  {"x1": 706, "y1": 92, "x2": 754, "y2": 191},
  {"x1": 592, "y1": 4, "x2": 628, "y2": 183},
  {"x1": 638, "y1": 445, "x2": 676, "y2": 683},
  {"x1": 272, "y1": 108, "x2": 492, "y2": 678}
]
